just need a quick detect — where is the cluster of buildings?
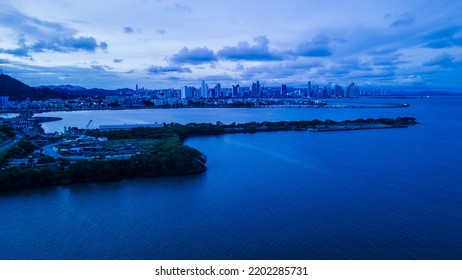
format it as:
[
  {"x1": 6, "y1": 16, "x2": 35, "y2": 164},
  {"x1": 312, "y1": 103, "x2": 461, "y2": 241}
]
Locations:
[
  {"x1": 181, "y1": 81, "x2": 362, "y2": 99},
  {"x1": 0, "y1": 95, "x2": 189, "y2": 111},
  {"x1": 0, "y1": 80, "x2": 371, "y2": 111}
]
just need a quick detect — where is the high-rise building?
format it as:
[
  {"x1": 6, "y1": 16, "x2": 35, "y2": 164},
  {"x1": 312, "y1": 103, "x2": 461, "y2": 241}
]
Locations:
[
  {"x1": 322, "y1": 86, "x2": 328, "y2": 98},
  {"x1": 0, "y1": 96, "x2": 9, "y2": 108},
  {"x1": 181, "y1": 86, "x2": 194, "y2": 100},
  {"x1": 307, "y1": 81, "x2": 312, "y2": 97},
  {"x1": 334, "y1": 85, "x2": 344, "y2": 97},
  {"x1": 214, "y1": 83, "x2": 221, "y2": 98},
  {"x1": 200, "y1": 80, "x2": 209, "y2": 99},
  {"x1": 281, "y1": 84, "x2": 287, "y2": 96},
  {"x1": 312, "y1": 85, "x2": 320, "y2": 98},
  {"x1": 232, "y1": 84, "x2": 240, "y2": 98},
  {"x1": 251, "y1": 81, "x2": 262, "y2": 98},
  {"x1": 346, "y1": 82, "x2": 359, "y2": 98}
]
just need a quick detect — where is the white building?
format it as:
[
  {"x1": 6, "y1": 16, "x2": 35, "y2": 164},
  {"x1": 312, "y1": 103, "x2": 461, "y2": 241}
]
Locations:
[
  {"x1": 181, "y1": 86, "x2": 194, "y2": 99},
  {"x1": 0, "y1": 96, "x2": 9, "y2": 108},
  {"x1": 200, "y1": 80, "x2": 209, "y2": 98}
]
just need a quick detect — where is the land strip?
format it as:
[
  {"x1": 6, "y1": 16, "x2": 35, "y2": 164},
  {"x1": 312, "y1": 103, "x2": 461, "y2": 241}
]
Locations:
[{"x1": 0, "y1": 117, "x2": 418, "y2": 192}]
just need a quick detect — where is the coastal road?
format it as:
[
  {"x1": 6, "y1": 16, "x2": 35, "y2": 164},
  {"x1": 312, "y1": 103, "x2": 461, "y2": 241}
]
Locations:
[
  {"x1": 41, "y1": 143, "x2": 87, "y2": 160},
  {"x1": 41, "y1": 142, "x2": 63, "y2": 158},
  {"x1": 0, "y1": 135, "x2": 23, "y2": 152}
]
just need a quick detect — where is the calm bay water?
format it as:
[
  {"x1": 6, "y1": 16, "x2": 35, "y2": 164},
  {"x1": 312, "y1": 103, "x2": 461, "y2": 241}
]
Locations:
[
  {"x1": 1, "y1": 97, "x2": 461, "y2": 259},
  {"x1": 40, "y1": 100, "x2": 412, "y2": 133}
]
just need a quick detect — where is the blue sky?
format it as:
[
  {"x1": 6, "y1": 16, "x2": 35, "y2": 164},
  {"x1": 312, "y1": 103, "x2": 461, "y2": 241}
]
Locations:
[{"x1": 0, "y1": 0, "x2": 461, "y2": 91}]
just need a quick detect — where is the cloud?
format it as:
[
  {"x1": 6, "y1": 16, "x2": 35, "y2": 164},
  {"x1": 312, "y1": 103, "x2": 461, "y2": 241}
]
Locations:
[
  {"x1": 156, "y1": 29, "x2": 166, "y2": 35},
  {"x1": 325, "y1": 60, "x2": 367, "y2": 75},
  {"x1": 0, "y1": 5, "x2": 108, "y2": 57},
  {"x1": 164, "y1": 3, "x2": 192, "y2": 13},
  {"x1": 164, "y1": 76, "x2": 181, "y2": 81},
  {"x1": 294, "y1": 34, "x2": 333, "y2": 57},
  {"x1": 90, "y1": 65, "x2": 105, "y2": 71},
  {"x1": 368, "y1": 51, "x2": 408, "y2": 67},
  {"x1": 202, "y1": 74, "x2": 236, "y2": 83},
  {"x1": 113, "y1": 58, "x2": 124, "y2": 63},
  {"x1": 367, "y1": 49, "x2": 397, "y2": 56},
  {"x1": 349, "y1": 70, "x2": 397, "y2": 80},
  {"x1": 169, "y1": 47, "x2": 218, "y2": 65},
  {"x1": 146, "y1": 65, "x2": 192, "y2": 74},
  {"x1": 0, "y1": 59, "x2": 9, "y2": 64},
  {"x1": 423, "y1": 53, "x2": 460, "y2": 68},
  {"x1": 384, "y1": 13, "x2": 415, "y2": 28},
  {"x1": 91, "y1": 64, "x2": 113, "y2": 71},
  {"x1": 423, "y1": 26, "x2": 462, "y2": 48},
  {"x1": 173, "y1": 3, "x2": 192, "y2": 13},
  {"x1": 1, "y1": 37, "x2": 108, "y2": 57},
  {"x1": 0, "y1": 37, "x2": 30, "y2": 57},
  {"x1": 340, "y1": 59, "x2": 373, "y2": 71},
  {"x1": 0, "y1": 62, "x2": 124, "y2": 88},
  {"x1": 123, "y1": 26, "x2": 135, "y2": 33},
  {"x1": 33, "y1": 37, "x2": 107, "y2": 52},
  {"x1": 0, "y1": 4, "x2": 72, "y2": 38},
  {"x1": 237, "y1": 60, "x2": 323, "y2": 83},
  {"x1": 217, "y1": 36, "x2": 284, "y2": 61}
]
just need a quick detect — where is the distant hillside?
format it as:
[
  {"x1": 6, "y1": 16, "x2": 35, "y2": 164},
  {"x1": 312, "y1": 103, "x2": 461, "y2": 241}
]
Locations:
[
  {"x1": 53, "y1": 87, "x2": 135, "y2": 97},
  {"x1": 39, "y1": 85, "x2": 135, "y2": 97},
  {"x1": 0, "y1": 74, "x2": 70, "y2": 101},
  {"x1": 38, "y1": 85, "x2": 87, "y2": 91}
]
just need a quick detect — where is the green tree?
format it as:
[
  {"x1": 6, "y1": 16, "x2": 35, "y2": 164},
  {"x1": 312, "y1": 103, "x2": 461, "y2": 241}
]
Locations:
[{"x1": 37, "y1": 156, "x2": 57, "y2": 164}]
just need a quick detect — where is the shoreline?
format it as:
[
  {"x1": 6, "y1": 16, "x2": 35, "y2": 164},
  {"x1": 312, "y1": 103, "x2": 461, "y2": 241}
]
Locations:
[
  {"x1": 32, "y1": 116, "x2": 63, "y2": 123},
  {"x1": 0, "y1": 102, "x2": 410, "y2": 114},
  {"x1": 0, "y1": 117, "x2": 418, "y2": 192}
]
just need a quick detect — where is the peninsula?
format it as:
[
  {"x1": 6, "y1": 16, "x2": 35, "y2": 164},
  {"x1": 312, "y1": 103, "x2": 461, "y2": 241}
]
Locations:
[{"x1": 0, "y1": 117, "x2": 417, "y2": 192}]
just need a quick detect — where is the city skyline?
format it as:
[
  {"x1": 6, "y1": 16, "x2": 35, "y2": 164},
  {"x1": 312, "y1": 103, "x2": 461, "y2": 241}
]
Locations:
[{"x1": 0, "y1": 0, "x2": 461, "y2": 91}]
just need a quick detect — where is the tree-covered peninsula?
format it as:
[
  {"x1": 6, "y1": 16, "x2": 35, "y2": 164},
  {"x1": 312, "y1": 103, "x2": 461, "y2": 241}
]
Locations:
[
  {"x1": 0, "y1": 130, "x2": 206, "y2": 192},
  {"x1": 0, "y1": 117, "x2": 417, "y2": 192}
]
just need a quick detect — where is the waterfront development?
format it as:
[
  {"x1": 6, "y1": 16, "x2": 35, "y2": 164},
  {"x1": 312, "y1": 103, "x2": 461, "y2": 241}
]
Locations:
[
  {"x1": 1, "y1": 3, "x2": 462, "y2": 278},
  {"x1": 0, "y1": 96, "x2": 460, "y2": 259}
]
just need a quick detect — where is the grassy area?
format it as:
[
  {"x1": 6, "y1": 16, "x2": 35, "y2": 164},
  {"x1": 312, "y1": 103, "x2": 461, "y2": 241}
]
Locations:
[
  {"x1": 54, "y1": 138, "x2": 160, "y2": 157},
  {"x1": 98, "y1": 139, "x2": 159, "y2": 153}
]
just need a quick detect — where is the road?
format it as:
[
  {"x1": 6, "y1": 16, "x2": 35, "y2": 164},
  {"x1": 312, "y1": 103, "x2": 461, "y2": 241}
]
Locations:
[
  {"x1": 41, "y1": 142, "x2": 91, "y2": 160},
  {"x1": 41, "y1": 142, "x2": 63, "y2": 158},
  {"x1": 0, "y1": 135, "x2": 23, "y2": 152}
]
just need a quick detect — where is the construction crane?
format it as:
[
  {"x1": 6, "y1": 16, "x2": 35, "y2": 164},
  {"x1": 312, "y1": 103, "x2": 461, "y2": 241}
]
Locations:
[{"x1": 80, "y1": 120, "x2": 93, "y2": 139}]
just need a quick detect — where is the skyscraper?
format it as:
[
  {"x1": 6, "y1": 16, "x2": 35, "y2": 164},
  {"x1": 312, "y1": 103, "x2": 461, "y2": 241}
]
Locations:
[
  {"x1": 232, "y1": 84, "x2": 240, "y2": 98},
  {"x1": 346, "y1": 82, "x2": 359, "y2": 98},
  {"x1": 334, "y1": 84, "x2": 344, "y2": 97},
  {"x1": 181, "y1": 86, "x2": 194, "y2": 99},
  {"x1": 214, "y1": 83, "x2": 221, "y2": 98},
  {"x1": 312, "y1": 85, "x2": 319, "y2": 98},
  {"x1": 307, "y1": 81, "x2": 312, "y2": 97},
  {"x1": 281, "y1": 84, "x2": 287, "y2": 96},
  {"x1": 201, "y1": 80, "x2": 209, "y2": 99},
  {"x1": 251, "y1": 81, "x2": 262, "y2": 98}
]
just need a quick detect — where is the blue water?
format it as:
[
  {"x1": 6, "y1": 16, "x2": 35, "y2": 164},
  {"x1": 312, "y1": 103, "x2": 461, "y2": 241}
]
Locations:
[
  {"x1": 1, "y1": 97, "x2": 461, "y2": 259},
  {"x1": 39, "y1": 100, "x2": 411, "y2": 133}
]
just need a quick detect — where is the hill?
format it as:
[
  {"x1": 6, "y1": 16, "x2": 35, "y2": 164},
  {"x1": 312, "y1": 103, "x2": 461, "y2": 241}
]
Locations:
[
  {"x1": 0, "y1": 74, "x2": 70, "y2": 101},
  {"x1": 39, "y1": 85, "x2": 135, "y2": 97},
  {"x1": 38, "y1": 85, "x2": 87, "y2": 91}
]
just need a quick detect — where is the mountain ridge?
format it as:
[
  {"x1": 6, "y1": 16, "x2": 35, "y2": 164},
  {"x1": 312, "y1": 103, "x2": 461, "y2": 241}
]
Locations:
[{"x1": 0, "y1": 74, "x2": 70, "y2": 101}]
